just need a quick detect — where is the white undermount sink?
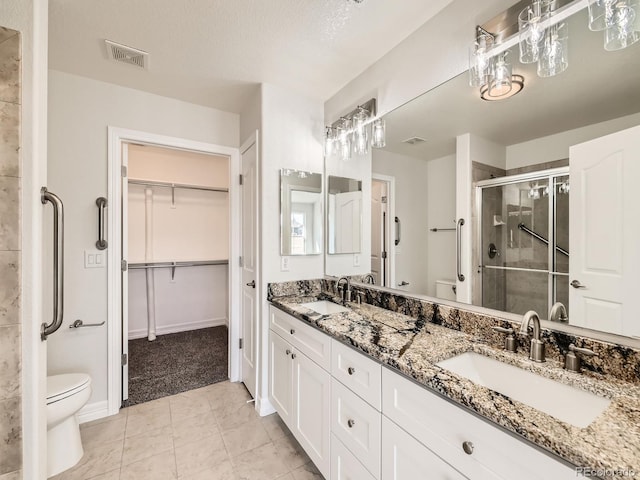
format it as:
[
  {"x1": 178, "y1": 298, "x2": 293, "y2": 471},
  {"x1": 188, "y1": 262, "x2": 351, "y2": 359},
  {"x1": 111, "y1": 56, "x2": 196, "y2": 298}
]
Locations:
[
  {"x1": 300, "y1": 300, "x2": 351, "y2": 315},
  {"x1": 436, "y1": 352, "x2": 611, "y2": 428}
]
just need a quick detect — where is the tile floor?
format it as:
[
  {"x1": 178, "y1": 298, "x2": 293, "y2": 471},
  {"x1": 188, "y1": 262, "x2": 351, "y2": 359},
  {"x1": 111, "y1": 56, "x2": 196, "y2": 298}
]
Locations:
[{"x1": 52, "y1": 381, "x2": 324, "y2": 480}]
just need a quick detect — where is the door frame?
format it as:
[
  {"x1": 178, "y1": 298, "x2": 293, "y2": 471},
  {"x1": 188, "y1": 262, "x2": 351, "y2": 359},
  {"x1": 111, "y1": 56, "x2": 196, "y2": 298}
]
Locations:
[
  {"x1": 106, "y1": 127, "x2": 240, "y2": 415},
  {"x1": 372, "y1": 173, "x2": 395, "y2": 288}
]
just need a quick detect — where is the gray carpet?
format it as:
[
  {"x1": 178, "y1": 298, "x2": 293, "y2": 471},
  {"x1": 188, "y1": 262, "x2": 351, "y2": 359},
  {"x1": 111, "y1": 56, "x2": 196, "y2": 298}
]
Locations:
[{"x1": 127, "y1": 326, "x2": 228, "y2": 406}]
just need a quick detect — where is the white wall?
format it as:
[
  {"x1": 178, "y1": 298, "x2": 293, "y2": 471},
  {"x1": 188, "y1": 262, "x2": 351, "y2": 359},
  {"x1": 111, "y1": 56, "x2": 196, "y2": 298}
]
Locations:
[
  {"x1": 256, "y1": 83, "x2": 324, "y2": 412},
  {"x1": 506, "y1": 112, "x2": 640, "y2": 170},
  {"x1": 1, "y1": 1, "x2": 49, "y2": 477},
  {"x1": 47, "y1": 70, "x2": 239, "y2": 407}
]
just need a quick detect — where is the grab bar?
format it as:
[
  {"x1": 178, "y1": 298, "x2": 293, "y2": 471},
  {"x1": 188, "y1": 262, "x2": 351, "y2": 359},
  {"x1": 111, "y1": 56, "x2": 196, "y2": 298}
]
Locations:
[
  {"x1": 456, "y1": 218, "x2": 465, "y2": 282},
  {"x1": 395, "y1": 217, "x2": 401, "y2": 246},
  {"x1": 41, "y1": 187, "x2": 64, "y2": 340},
  {"x1": 517, "y1": 223, "x2": 569, "y2": 256},
  {"x1": 96, "y1": 197, "x2": 108, "y2": 250}
]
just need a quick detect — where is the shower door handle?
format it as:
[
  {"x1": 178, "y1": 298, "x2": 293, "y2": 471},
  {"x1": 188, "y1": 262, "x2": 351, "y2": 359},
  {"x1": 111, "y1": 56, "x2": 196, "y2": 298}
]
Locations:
[
  {"x1": 41, "y1": 187, "x2": 65, "y2": 341},
  {"x1": 96, "y1": 197, "x2": 108, "y2": 250},
  {"x1": 456, "y1": 218, "x2": 465, "y2": 282},
  {"x1": 394, "y1": 217, "x2": 401, "y2": 246}
]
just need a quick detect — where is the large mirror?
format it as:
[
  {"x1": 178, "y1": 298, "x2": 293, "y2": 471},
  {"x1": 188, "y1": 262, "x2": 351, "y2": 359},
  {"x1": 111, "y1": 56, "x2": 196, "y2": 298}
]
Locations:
[
  {"x1": 327, "y1": 175, "x2": 363, "y2": 254},
  {"x1": 366, "y1": 7, "x2": 640, "y2": 338},
  {"x1": 280, "y1": 170, "x2": 322, "y2": 255}
]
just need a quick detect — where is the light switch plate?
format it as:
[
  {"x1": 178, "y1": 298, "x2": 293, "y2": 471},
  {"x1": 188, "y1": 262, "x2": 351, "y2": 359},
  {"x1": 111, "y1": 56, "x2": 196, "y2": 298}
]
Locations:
[
  {"x1": 353, "y1": 254, "x2": 360, "y2": 267},
  {"x1": 281, "y1": 256, "x2": 290, "y2": 272},
  {"x1": 85, "y1": 249, "x2": 105, "y2": 269}
]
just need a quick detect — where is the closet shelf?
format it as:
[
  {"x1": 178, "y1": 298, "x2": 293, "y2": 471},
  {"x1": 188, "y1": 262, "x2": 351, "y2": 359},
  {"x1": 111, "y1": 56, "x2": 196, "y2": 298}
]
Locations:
[
  {"x1": 128, "y1": 179, "x2": 229, "y2": 193},
  {"x1": 128, "y1": 260, "x2": 229, "y2": 269}
]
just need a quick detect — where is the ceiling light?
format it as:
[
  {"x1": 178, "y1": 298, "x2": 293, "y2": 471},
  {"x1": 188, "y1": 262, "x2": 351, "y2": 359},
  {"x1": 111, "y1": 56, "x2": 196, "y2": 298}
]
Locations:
[{"x1": 480, "y1": 74, "x2": 524, "y2": 101}]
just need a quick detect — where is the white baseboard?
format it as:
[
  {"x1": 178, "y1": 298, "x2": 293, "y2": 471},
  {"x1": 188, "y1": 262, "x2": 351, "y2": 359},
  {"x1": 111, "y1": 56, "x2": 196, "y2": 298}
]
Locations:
[
  {"x1": 257, "y1": 396, "x2": 276, "y2": 417},
  {"x1": 128, "y1": 317, "x2": 227, "y2": 340},
  {"x1": 77, "y1": 400, "x2": 110, "y2": 425}
]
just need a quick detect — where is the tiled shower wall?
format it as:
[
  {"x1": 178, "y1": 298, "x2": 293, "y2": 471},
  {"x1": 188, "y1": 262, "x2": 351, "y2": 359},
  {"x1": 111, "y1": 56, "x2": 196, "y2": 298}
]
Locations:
[{"x1": 0, "y1": 26, "x2": 22, "y2": 480}]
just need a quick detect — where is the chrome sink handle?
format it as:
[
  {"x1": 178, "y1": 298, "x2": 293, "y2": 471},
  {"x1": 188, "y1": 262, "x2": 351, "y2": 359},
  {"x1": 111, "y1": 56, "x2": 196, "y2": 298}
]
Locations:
[
  {"x1": 565, "y1": 344, "x2": 598, "y2": 373},
  {"x1": 492, "y1": 326, "x2": 517, "y2": 353}
]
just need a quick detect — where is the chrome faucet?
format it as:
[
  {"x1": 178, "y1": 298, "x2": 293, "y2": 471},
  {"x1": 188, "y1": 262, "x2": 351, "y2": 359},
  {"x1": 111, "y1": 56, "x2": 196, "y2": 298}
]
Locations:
[
  {"x1": 336, "y1": 277, "x2": 352, "y2": 305},
  {"x1": 519, "y1": 311, "x2": 545, "y2": 363},
  {"x1": 363, "y1": 274, "x2": 375, "y2": 285},
  {"x1": 549, "y1": 302, "x2": 568, "y2": 323}
]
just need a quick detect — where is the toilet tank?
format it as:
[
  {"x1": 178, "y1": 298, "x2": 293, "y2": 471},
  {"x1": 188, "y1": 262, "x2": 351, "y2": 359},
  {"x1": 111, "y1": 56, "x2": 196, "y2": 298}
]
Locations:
[{"x1": 435, "y1": 280, "x2": 457, "y2": 301}]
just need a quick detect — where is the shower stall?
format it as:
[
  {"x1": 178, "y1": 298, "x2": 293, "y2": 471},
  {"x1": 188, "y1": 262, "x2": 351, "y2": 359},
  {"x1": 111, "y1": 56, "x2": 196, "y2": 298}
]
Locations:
[{"x1": 476, "y1": 167, "x2": 569, "y2": 318}]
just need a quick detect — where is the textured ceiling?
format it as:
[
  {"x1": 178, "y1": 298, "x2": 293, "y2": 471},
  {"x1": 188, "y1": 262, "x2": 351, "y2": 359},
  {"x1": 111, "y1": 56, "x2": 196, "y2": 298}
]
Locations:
[{"x1": 48, "y1": 0, "x2": 453, "y2": 113}]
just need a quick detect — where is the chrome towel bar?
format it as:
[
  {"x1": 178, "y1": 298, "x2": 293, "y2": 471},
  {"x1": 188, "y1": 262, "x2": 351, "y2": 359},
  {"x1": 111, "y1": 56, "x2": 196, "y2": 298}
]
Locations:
[{"x1": 96, "y1": 197, "x2": 108, "y2": 250}]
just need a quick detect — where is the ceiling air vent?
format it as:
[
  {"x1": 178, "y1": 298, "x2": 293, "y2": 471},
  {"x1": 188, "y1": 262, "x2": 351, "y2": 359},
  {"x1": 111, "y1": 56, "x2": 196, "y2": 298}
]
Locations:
[
  {"x1": 105, "y1": 40, "x2": 149, "y2": 70},
  {"x1": 402, "y1": 136, "x2": 427, "y2": 145}
]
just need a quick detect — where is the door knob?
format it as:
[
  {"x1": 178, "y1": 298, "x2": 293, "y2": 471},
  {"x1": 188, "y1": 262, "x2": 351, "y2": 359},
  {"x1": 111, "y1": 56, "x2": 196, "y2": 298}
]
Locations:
[
  {"x1": 462, "y1": 441, "x2": 474, "y2": 455},
  {"x1": 246, "y1": 280, "x2": 256, "y2": 288},
  {"x1": 570, "y1": 280, "x2": 586, "y2": 289}
]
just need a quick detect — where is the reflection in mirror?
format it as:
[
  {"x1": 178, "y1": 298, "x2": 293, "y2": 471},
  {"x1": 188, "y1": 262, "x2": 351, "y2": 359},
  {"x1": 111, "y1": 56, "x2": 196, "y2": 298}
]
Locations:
[
  {"x1": 327, "y1": 176, "x2": 363, "y2": 254},
  {"x1": 368, "y1": 8, "x2": 640, "y2": 338},
  {"x1": 280, "y1": 170, "x2": 322, "y2": 256}
]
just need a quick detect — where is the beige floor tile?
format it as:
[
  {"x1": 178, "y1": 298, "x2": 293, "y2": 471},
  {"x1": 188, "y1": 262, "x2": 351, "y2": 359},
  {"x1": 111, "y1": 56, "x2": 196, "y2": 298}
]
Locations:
[
  {"x1": 172, "y1": 409, "x2": 219, "y2": 447},
  {"x1": 81, "y1": 416, "x2": 127, "y2": 449},
  {"x1": 169, "y1": 391, "x2": 212, "y2": 424},
  {"x1": 125, "y1": 402, "x2": 172, "y2": 437},
  {"x1": 120, "y1": 451, "x2": 177, "y2": 480},
  {"x1": 53, "y1": 439, "x2": 124, "y2": 480},
  {"x1": 87, "y1": 469, "x2": 121, "y2": 480},
  {"x1": 81, "y1": 409, "x2": 128, "y2": 429},
  {"x1": 122, "y1": 425, "x2": 174, "y2": 466},
  {"x1": 175, "y1": 432, "x2": 229, "y2": 478},
  {"x1": 215, "y1": 400, "x2": 259, "y2": 432},
  {"x1": 206, "y1": 382, "x2": 251, "y2": 411},
  {"x1": 272, "y1": 434, "x2": 311, "y2": 471},
  {"x1": 275, "y1": 475, "x2": 295, "y2": 480},
  {"x1": 180, "y1": 458, "x2": 237, "y2": 480},
  {"x1": 261, "y1": 413, "x2": 290, "y2": 441},
  {"x1": 221, "y1": 418, "x2": 271, "y2": 457},
  {"x1": 290, "y1": 462, "x2": 324, "y2": 480},
  {"x1": 231, "y1": 442, "x2": 290, "y2": 480}
]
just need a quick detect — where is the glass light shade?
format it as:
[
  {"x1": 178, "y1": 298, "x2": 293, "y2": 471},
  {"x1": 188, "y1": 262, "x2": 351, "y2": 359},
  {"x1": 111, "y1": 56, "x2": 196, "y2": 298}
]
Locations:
[
  {"x1": 488, "y1": 53, "x2": 513, "y2": 97},
  {"x1": 518, "y1": 1, "x2": 546, "y2": 63},
  {"x1": 588, "y1": 0, "x2": 616, "y2": 31},
  {"x1": 352, "y1": 109, "x2": 370, "y2": 155},
  {"x1": 338, "y1": 118, "x2": 352, "y2": 161},
  {"x1": 537, "y1": 22, "x2": 569, "y2": 77},
  {"x1": 371, "y1": 118, "x2": 386, "y2": 148},
  {"x1": 324, "y1": 127, "x2": 336, "y2": 157},
  {"x1": 469, "y1": 34, "x2": 494, "y2": 87},
  {"x1": 604, "y1": 1, "x2": 640, "y2": 50}
]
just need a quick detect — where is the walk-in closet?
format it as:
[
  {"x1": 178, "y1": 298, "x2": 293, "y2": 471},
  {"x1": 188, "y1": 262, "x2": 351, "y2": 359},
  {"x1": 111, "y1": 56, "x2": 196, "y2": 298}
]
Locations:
[{"x1": 125, "y1": 144, "x2": 230, "y2": 405}]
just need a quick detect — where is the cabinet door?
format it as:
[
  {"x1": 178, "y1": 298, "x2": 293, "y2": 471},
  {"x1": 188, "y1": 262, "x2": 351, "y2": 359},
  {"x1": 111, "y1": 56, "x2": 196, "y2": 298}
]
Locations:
[
  {"x1": 293, "y1": 350, "x2": 331, "y2": 479},
  {"x1": 269, "y1": 331, "x2": 293, "y2": 427},
  {"x1": 332, "y1": 433, "x2": 377, "y2": 480},
  {"x1": 381, "y1": 416, "x2": 467, "y2": 480}
]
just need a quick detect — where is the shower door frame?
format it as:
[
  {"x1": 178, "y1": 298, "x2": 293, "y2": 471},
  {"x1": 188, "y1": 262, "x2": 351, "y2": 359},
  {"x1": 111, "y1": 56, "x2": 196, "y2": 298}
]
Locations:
[{"x1": 475, "y1": 166, "x2": 569, "y2": 317}]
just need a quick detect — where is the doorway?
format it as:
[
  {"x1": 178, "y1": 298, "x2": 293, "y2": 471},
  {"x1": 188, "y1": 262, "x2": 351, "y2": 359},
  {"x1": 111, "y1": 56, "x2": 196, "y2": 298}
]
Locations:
[
  {"x1": 371, "y1": 175, "x2": 394, "y2": 287},
  {"x1": 107, "y1": 128, "x2": 241, "y2": 414}
]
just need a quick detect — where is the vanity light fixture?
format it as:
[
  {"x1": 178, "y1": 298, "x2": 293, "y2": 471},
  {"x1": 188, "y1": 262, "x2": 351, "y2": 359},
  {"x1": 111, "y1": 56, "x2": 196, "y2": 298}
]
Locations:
[
  {"x1": 324, "y1": 98, "x2": 384, "y2": 159},
  {"x1": 589, "y1": 0, "x2": 640, "y2": 51}
]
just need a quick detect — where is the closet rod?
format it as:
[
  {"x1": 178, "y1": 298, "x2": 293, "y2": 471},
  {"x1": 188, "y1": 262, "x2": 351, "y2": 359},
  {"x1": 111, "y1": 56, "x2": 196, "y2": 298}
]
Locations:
[
  {"x1": 128, "y1": 260, "x2": 229, "y2": 269},
  {"x1": 128, "y1": 179, "x2": 229, "y2": 193}
]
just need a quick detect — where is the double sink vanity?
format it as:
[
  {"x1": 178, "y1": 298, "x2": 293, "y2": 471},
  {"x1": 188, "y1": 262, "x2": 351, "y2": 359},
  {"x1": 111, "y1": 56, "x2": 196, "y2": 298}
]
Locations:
[{"x1": 267, "y1": 278, "x2": 640, "y2": 479}]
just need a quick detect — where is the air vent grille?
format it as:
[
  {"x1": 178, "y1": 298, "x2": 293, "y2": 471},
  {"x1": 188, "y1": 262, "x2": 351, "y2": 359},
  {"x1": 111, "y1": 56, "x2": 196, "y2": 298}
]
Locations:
[
  {"x1": 105, "y1": 40, "x2": 148, "y2": 69},
  {"x1": 402, "y1": 136, "x2": 427, "y2": 145}
]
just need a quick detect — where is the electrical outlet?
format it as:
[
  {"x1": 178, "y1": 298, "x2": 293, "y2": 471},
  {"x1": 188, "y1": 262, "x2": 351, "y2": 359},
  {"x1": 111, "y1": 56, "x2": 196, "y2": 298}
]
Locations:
[
  {"x1": 353, "y1": 254, "x2": 360, "y2": 267},
  {"x1": 281, "y1": 256, "x2": 290, "y2": 272}
]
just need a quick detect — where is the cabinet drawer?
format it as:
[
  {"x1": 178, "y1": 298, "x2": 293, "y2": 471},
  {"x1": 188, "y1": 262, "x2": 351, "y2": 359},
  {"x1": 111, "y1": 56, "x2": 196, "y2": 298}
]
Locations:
[
  {"x1": 331, "y1": 379, "x2": 381, "y2": 479},
  {"x1": 331, "y1": 434, "x2": 376, "y2": 480},
  {"x1": 331, "y1": 339, "x2": 382, "y2": 410},
  {"x1": 381, "y1": 416, "x2": 467, "y2": 480},
  {"x1": 270, "y1": 306, "x2": 331, "y2": 371},
  {"x1": 381, "y1": 368, "x2": 575, "y2": 480}
]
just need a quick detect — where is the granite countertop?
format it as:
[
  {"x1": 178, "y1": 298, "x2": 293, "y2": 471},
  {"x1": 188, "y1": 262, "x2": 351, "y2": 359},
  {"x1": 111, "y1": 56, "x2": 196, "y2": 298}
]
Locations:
[{"x1": 270, "y1": 293, "x2": 640, "y2": 472}]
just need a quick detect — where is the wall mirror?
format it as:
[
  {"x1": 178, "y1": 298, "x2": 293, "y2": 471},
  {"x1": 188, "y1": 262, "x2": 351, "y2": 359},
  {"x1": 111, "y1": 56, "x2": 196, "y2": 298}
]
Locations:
[
  {"x1": 327, "y1": 175, "x2": 363, "y2": 255},
  {"x1": 280, "y1": 170, "x2": 322, "y2": 256},
  {"x1": 365, "y1": 7, "x2": 640, "y2": 339}
]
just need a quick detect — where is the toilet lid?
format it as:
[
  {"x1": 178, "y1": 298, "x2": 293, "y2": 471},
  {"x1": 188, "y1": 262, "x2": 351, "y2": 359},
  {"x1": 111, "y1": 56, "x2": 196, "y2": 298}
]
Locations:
[{"x1": 47, "y1": 373, "x2": 91, "y2": 404}]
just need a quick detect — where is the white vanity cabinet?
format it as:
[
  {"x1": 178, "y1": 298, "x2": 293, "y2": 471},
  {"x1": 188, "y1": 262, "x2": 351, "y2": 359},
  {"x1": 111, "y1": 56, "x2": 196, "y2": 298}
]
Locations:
[{"x1": 268, "y1": 307, "x2": 331, "y2": 478}]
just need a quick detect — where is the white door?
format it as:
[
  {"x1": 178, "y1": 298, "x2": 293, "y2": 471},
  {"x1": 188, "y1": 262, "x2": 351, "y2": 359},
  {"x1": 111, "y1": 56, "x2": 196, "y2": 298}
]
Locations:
[
  {"x1": 335, "y1": 191, "x2": 362, "y2": 253},
  {"x1": 569, "y1": 125, "x2": 640, "y2": 337},
  {"x1": 371, "y1": 179, "x2": 387, "y2": 286},
  {"x1": 293, "y1": 351, "x2": 331, "y2": 479},
  {"x1": 269, "y1": 332, "x2": 293, "y2": 426},
  {"x1": 241, "y1": 137, "x2": 259, "y2": 397},
  {"x1": 121, "y1": 143, "x2": 130, "y2": 402}
]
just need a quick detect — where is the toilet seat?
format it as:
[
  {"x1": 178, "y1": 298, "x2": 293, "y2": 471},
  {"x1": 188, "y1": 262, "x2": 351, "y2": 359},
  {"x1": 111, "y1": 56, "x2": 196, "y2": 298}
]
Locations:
[{"x1": 47, "y1": 373, "x2": 91, "y2": 404}]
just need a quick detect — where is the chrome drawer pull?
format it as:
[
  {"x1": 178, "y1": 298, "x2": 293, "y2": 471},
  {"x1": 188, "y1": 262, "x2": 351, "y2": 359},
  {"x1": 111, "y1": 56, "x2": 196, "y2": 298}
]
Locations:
[
  {"x1": 347, "y1": 367, "x2": 356, "y2": 375},
  {"x1": 462, "y1": 441, "x2": 474, "y2": 455},
  {"x1": 347, "y1": 419, "x2": 355, "y2": 428},
  {"x1": 290, "y1": 329, "x2": 295, "y2": 335}
]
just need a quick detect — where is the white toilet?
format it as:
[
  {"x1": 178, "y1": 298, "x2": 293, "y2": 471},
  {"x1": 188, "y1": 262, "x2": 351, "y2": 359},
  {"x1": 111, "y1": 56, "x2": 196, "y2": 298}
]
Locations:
[{"x1": 46, "y1": 373, "x2": 92, "y2": 478}]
